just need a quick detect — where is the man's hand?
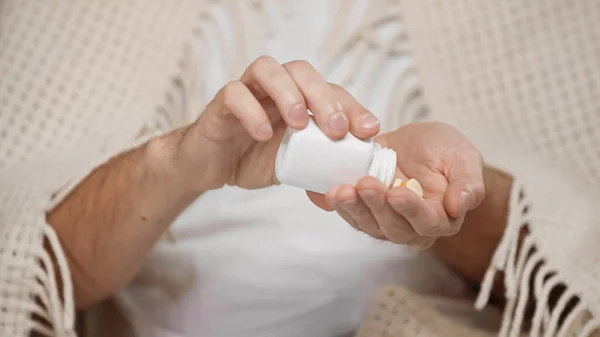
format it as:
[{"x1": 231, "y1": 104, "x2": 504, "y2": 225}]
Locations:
[
  {"x1": 49, "y1": 56, "x2": 381, "y2": 309},
  {"x1": 177, "y1": 56, "x2": 381, "y2": 192},
  {"x1": 308, "y1": 122, "x2": 485, "y2": 249}
]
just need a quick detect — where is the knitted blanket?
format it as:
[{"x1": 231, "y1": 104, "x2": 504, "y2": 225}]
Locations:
[
  {"x1": 1, "y1": 1, "x2": 599, "y2": 336},
  {"x1": 360, "y1": 1, "x2": 600, "y2": 336}
]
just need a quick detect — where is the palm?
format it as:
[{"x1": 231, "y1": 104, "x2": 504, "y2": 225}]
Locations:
[
  {"x1": 378, "y1": 125, "x2": 451, "y2": 207},
  {"x1": 229, "y1": 121, "x2": 288, "y2": 189}
]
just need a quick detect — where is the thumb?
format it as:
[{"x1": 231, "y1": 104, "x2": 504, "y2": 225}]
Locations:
[
  {"x1": 306, "y1": 191, "x2": 334, "y2": 211},
  {"x1": 443, "y1": 156, "x2": 485, "y2": 218}
]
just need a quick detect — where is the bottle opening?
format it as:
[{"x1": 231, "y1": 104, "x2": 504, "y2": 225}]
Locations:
[{"x1": 368, "y1": 143, "x2": 397, "y2": 188}]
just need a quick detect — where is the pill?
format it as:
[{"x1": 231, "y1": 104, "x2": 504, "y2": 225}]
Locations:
[
  {"x1": 392, "y1": 178, "x2": 405, "y2": 188},
  {"x1": 392, "y1": 178, "x2": 424, "y2": 198}
]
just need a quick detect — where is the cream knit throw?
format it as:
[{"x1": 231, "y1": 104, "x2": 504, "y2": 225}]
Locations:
[
  {"x1": 1, "y1": 1, "x2": 600, "y2": 337},
  {"x1": 360, "y1": 1, "x2": 600, "y2": 337},
  {"x1": 0, "y1": 1, "x2": 204, "y2": 336}
]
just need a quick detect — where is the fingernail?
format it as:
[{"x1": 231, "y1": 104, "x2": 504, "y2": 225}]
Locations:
[
  {"x1": 255, "y1": 123, "x2": 273, "y2": 139},
  {"x1": 328, "y1": 111, "x2": 349, "y2": 134},
  {"x1": 289, "y1": 104, "x2": 308, "y2": 126},
  {"x1": 359, "y1": 114, "x2": 380, "y2": 130},
  {"x1": 459, "y1": 191, "x2": 471, "y2": 214}
]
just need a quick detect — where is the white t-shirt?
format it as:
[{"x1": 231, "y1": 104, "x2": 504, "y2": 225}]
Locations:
[{"x1": 116, "y1": 1, "x2": 478, "y2": 336}]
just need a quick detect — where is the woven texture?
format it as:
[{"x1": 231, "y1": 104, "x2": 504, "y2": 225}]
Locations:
[
  {"x1": 357, "y1": 287, "x2": 495, "y2": 337},
  {"x1": 2, "y1": 0, "x2": 600, "y2": 336},
  {"x1": 390, "y1": 1, "x2": 600, "y2": 336},
  {"x1": 0, "y1": 1, "x2": 202, "y2": 336}
]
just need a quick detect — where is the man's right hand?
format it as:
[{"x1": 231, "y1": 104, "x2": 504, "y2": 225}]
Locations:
[
  {"x1": 48, "y1": 56, "x2": 381, "y2": 309},
  {"x1": 175, "y1": 56, "x2": 381, "y2": 192}
]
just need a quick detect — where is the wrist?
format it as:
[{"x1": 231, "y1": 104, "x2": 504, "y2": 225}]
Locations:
[
  {"x1": 430, "y1": 165, "x2": 512, "y2": 296},
  {"x1": 144, "y1": 127, "x2": 206, "y2": 197},
  {"x1": 480, "y1": 166, "x2": 513, "y2": 219}
]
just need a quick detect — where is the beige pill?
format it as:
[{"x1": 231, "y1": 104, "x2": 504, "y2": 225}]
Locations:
[
  {"x1": 392, "y1": 178, "x2": 424, "y2": 198},
  {"x1": 405, "y1": 179, "x2": 424, "y2": 198},
  {"x1": 392, "y1": 178, "x2": 404, "y2": 188}
]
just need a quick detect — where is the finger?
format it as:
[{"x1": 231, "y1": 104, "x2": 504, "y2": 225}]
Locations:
[
  {"x1": 283, "y1": 61, "x2": 349, "y2": 139},
  {"x1": 408, "y1": 238, "x2": 436, "y2": 251},
  {"x1": 306, "y1": 191, "x2": 333, "y2": 211},
  {"x1": 336, "y1": 208, "x2": 361, "y2": 232},
  {"x1": 327, "y1": 185, "x2": 361, "y2": 232},
  {"x1": 323, "y1": 186, "x2": 359, "y2": 226},
  {"x1": 387, "y1": 186, "x2": 449, "y2": 237},
  {"x1": 330, "y1": 83, "x2": 380, "y2": 139},
  {"x1": 443, "y1": 148, "x2": 485, "y2": 218},
  {"x1": 218, "y1": 80, "x2": 272, "y2": 141},
  {"x1": 355, "y1": 177, "x2": 417, "y2": 244},
  {"x1": 330, "y1": 184, "x2": 385, "y2": 239},
  {"x1": 420, "y1": 238, "x2": 436, "y2": 250},
  {"x1": 447, "y1": 214, "x2": 466, "y2": 236},
  {"x1": 240, "y1": 56, "x2": 309, "y2": 129}
]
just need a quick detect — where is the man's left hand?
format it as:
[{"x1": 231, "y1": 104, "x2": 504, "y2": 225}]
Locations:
[{"x1": 308, "y1": 122, "x2": 485, "y2": 249}]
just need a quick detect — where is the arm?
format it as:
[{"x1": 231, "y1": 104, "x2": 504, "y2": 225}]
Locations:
[
  {"x1": 46, "y1": 57, "x2": 379, "y2": 311},
  {"x1": 47, "y1": 128, "x2": 200, "y2": 310},
  {"x1": 429, "y1": 165, "x2": 513, "y2": 304}
]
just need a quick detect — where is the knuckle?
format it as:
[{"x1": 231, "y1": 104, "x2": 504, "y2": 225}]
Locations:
[
  {"x1": 328, "y1": 82, "x2": 344, "y2": 91},
  {"x1": 416, "y1": 213, "x2": 445, "y2": 236},
  {"x1": 407, "y1": 236, "x2": 427, "y2": 247},
  {"x1": 419, "y1": 239, "x2": 436, "y2": 250},
  {"x1": 413, "y1": 222, "x2": 437, "y2": 237},
  {"x1": 387, "y1": 236, "x2": 409, "y2": 245},
  {"x1": 474, "y1": 183, "x2": 486, "y2": 202},
  {"x1": 348, "y1": 221, "x2": 360, "y2": 231},
  {"x1": 249, "y1": 56, "x2": 279, "y2": 80},
  {"x1": 466, "y1": 147, "x2": 484, "y2": 167},
  {"x1": 464, "y1": 180, "x2": 485, "y2": 208},
  {"x1": 446, "y1": 222, "x2": 461, "y2": 236},
  {"x1": 440, "y1": 218, "x2": 462, "y2": 236},
  {"x1": 447, "y1": 223, "x2": 461, "y2": 236},
  {"x1": 401, "y1": 233, "x2": 419, "y2": 245},
  {"x1": 395, "y1": 200, "x2": 419, "y2": 219},
  {"x1": 359, "y1": 225, "x2": 387, "y2": 241},
  {"x1": 221, "y1": 80, "x2": 244, "y2": 107},
  {"x1": 372, "y1": 232, "x2": 387, "y2": 241},
  {"x1": 476, "y1": 150, "x2": 484, "y2": 164},
  {"x1": 283, "y1": 59, "x2": 313, "y2": 73},
  {"x1": 384, "y1": 227, "x2": 415, "y2": 245},
  {"x1": 389, "y1": 193, "x2": 411, "y2": 209},
  {"x1": 344, "y1": 205, "x2": 363, "y2": 219},
  {"x1": 252, "y1": 55, "x2": 277, "y2": 70}
]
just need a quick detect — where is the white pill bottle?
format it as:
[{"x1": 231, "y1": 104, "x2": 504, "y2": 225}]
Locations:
[{"x1": 275, "y1": 116, "x2": 397, "y2": 194}]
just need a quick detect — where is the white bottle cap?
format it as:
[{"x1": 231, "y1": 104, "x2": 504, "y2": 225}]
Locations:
[{"x1": 368, "y1": 143, "x2": 397, "y2": 188}]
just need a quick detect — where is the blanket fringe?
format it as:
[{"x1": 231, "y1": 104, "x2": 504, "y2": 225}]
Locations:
[
  {"x1": 31, "y1": 2, "x2": 275, "y2": 335},
  {"x1": 0, "y1": 215, "x2": 77, "y2": 336},
  {"x1": 475, "y1": 181, "x2": 600, "y2": 337},
  {"x1": 546, "y1": 289, "x2": 575, "y2": 337}
]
